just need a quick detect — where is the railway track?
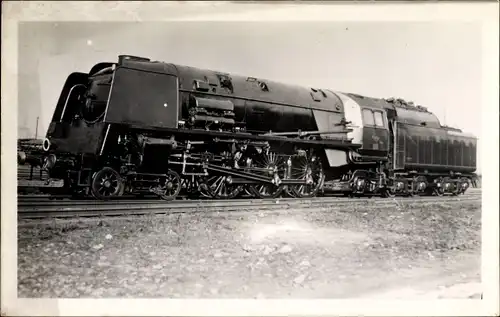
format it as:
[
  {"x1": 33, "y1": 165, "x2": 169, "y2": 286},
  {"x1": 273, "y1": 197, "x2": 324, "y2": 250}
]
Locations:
[
  {"x1": 18, "y1": 190, "x2": 481, "y2": 220},
  {"x1": 17, "y1": 187, "x2": 482, "y2": 203}
]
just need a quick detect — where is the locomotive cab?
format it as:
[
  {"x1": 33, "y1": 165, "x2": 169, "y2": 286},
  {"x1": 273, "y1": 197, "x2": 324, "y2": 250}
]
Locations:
[{"x1": 337, "y1": 93, "x2": 391, "y2": 163}]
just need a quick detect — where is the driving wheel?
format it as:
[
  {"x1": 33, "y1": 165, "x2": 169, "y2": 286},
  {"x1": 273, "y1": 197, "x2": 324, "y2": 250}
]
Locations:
[{"x1": 248, "y1": 151, "x2": 286, "y2": 199}]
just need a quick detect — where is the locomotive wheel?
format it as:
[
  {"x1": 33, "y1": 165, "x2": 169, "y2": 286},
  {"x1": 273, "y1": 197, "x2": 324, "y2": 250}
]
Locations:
[
  {"x1": 458, "y1": 177, "x2": 470, "y2": 195},
  {"x1": 155, "y1": 170, "x2": 182, "y2": 201},
  {"x1": 250, "y1": 182, "x2": 284, "y2": 199},
  {"x1": 204, "y1": 175, "x2": 243, "y2": 199},
  {"x1": 450, "y1": 177, "x2": 462, "y2": 196},
  {"x1": 249, "y1": 151, "x2": 286, "y2": 199},
  {"x1": 411, "y1": 176, "x2": 428, "y2": 196},
  {"x1": 197, "y1": 177, "x2": 215, "y2": 199},
  {"x1": 433, "y1": 187, "x2": 445, "y2": 196},
  {"x1": 239, "y1": 186, "x2": 255, "y2": 198},
  {"x1": 441, "y1": 176, "x2": 455, "y2": 196},
  {"x1": 282, "y1": 186, "x2": 297, "y2": 198},
  {"x1": 433, "y1": 178, "x2": 446, "y2": 196},
  {"x1": 182, "y1": 178, "x2": 203, "y2": 199},
  {"x1": 289, "y1": 154, "x2": 324, "y2": 198},
  {"x1": 91, "y1": 167, "x2": 125, "y2": 200}
]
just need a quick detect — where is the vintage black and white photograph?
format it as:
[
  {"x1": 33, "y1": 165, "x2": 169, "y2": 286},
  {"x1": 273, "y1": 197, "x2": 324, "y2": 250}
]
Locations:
[{"x1": 2, "y1": 1, "x2": 499, "y2": 316}]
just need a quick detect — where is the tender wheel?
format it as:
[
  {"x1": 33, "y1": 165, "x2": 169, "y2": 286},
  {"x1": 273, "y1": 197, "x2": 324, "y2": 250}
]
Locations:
[
  {"x1": 289, "y1": 154, "x2": 324, "y2": 198},
  {"x1": 91, "y1": 167, "x2": 125, "y2": 200},
  {"x1": 204, "y1": 175, "x2": 243, "y2": 199},
  {"x1": 411, "y1": 176, "x2": 428, "y2": 197},
  {"x1": 433, "y1": 187, "x2": 445, "y2": 196},
  {"x1": 458, "y1": 177, "x2": 470, "y2": 195},
  {"x1": 248, "y1": 151, "x2": 286, "y2": 199},
  {"x1": 154, "y1": 170, "x2": 182, "y2": 201},
  {"x1": 441, "y1": 176, "x2": 455, "y2": 196},
  {"x1": 447, "y1": 177, "x2": 468, "y2": 196},
  {"x1": 433, "y1": 178, "x2": 445, "y2": 196}
]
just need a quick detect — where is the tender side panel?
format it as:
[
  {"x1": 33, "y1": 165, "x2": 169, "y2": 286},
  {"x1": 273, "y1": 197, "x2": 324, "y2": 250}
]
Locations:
[
  {"x1": 394, "y1": 121, "x2": 406, "y2": 169},
  {"x1": 446, "y1": 130, "x2": 477, "y2": 170},
  {"x1": 104, "y1": 67, "x2": 179, "y2": 129},
  {"x1": 394, "y1": 122, "x2": 477, "y2": 173}
]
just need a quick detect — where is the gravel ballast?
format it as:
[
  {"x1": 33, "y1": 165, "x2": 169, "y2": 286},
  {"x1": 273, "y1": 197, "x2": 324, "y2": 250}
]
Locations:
[{"x1": 18, "y1": 199, "x2": 481, "y2": 298}]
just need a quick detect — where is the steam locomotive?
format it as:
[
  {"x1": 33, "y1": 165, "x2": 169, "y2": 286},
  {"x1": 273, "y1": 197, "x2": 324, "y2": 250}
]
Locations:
[{"x1": 18, "y1": 55, "x2": 478, "y2": 200}]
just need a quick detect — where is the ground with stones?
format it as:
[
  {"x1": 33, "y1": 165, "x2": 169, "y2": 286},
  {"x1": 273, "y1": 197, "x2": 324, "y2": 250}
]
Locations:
[{"x1": 18, "y1": 198, "x2": 481, "y2": 298}]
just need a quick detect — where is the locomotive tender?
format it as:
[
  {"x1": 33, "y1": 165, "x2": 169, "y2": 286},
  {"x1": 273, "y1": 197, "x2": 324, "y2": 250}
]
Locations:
[{"x1": 18, "y1": 55, "x2": 477, "y2": 200}]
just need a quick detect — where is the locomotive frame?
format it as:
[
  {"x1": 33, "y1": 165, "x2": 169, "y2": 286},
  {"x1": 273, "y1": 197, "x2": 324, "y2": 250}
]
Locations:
[{"x1": 18, "y1": 55, "x2": 478, "y2": 200}]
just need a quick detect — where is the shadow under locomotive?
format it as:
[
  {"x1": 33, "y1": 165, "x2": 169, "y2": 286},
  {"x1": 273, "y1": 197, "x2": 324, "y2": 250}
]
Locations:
[{"x1": 17, "y1": 55, "x2": 478, "y2": 200}]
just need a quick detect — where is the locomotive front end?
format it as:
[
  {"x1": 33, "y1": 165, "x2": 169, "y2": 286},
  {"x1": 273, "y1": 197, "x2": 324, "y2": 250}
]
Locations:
[
  {"x1": 34, "y1": 55, "x2": 185, "y2": 197},
  {"x1": 39, "y1": 61, "x2": 116, "y2": 189}
]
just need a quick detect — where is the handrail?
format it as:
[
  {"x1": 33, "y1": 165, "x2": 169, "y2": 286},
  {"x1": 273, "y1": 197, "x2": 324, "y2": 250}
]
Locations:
[{"x1": 59, "y1": 84, "x2": 87, "y2": 122}]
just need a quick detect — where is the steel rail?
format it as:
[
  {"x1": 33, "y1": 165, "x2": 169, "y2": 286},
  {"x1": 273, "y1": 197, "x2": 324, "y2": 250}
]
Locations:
[
  {"x1": 18, "y1": 195, "x2": 480, "y2": 220},
  {"x1": 17, "y1": 190, "x2": 481, "y2": 207},
  {"x1": 18, "y1": 193, "x2": 480, "y2": 211}
]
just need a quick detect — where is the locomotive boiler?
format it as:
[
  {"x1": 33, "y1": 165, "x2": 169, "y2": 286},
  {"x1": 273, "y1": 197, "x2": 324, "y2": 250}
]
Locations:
[{"x1": 18, "y1": 54, "x2": 478, "y2": 200}]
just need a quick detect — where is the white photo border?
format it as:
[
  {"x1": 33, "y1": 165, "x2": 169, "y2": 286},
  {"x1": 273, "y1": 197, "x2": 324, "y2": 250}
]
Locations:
[{"x1": 2, "y1": 1, "x2": 498, "y2": 316}]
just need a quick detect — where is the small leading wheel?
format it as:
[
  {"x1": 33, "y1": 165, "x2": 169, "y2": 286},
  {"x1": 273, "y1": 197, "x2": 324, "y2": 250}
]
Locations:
[
  {"x1": 155, "y1": 170, "x2": 182, "y2": 201},
  {"x1": 91, "y1": 167, "x2": 125, "y2": 200},
  {"x1": 289, "y1": 154, "x2": 324, "y2": 198},
  {"x1": 204, "y1": 175, "x2": 243, "y2": 199}
]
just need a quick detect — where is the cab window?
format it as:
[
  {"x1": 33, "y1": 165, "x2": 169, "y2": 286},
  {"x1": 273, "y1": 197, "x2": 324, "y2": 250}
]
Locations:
[
  {"x1": 373, "y1": 111, "x2": 384, "y2": 127},
  {"x1": 362, "y1": 109, "x2": 374, "y2": 126}
]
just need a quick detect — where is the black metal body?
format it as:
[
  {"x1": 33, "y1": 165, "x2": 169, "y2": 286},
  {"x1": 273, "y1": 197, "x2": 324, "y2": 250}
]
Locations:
[{"x1": 21, "y1": 55, "x2": 477, "y2": 200}]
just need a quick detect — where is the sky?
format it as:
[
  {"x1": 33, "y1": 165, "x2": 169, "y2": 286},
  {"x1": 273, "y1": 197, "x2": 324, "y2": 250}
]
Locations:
[{"x1": 17, "y1": 17, "x2": 483, "y2": 171}]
